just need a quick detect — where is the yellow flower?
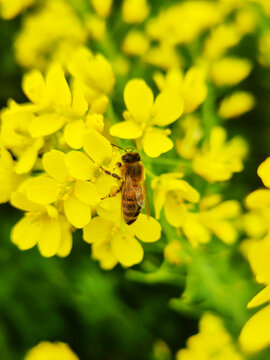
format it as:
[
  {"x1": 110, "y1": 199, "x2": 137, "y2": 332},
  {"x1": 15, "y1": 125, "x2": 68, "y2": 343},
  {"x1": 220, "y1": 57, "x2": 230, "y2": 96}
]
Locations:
[
  {"x1": 0, "y1": 0, "x2": 33, "y2": 19},
  {"x1": 218, "y1": 91, "x2": 255, "y2": 119},
  {"x1": 211, "y1": 57, "x2": 252, "y2": 86},
  {"x1": 110, "y1": 78, "x2": 183, "y2": 157},
  {"x1": 85, "y1": 14, "x2": 106, "y2": 41},
  {"x1": 142, "y1": 43, "x2": 181, "y2": 70},
  {"x1": 68, "y1": 46, "x2": 115, "y2": 107},
  {"x1": 122, "y1": 31, "x2": 150, "y2": 57},
  {"x1": 239, "y1": 304, "x2": 270, "y2": 353},
  {"x1": 154, "y1": 67, "x2": 208, "y2": 114},
  {"x1": 203, "y1": 24, "x2": 242, "y2": 60},
  {"x1": 83, "y1": 200, "x2": 161, "y2": 269},
  {"x1": 164, "y1": 240, "x2": 183, "y2": 265},
  {"x1": 122, "y1": 0, "x2": 149, "y2": 23},
  {"x1": 24, "y1": 149, "x2": 100, "y2": 229},
  {"x1": 91, "y1": 0, "x2": 113, "y2": 18},
  {"x1": 11, "y1": 188, "x2": 73, "y2": 258},
  {"x1": 146, "y1": 2, "x2": 221, "y2": 46},
  {"x1": 176, "y1": 115, "x2": 203, "y2": 159},
  {"x1": 14, "y1": 0, "x2": 86, "y2": 69},
  {"x1": 235, "y1": 7, "x2": 258, "y2": 35},
  {"x1": 3, "y1": 63, "x2": 106, "y2": 156},
  {"x1": 1, "y1": 100, "x2": 44, "y2": 174},
  {"x1": 177, "y1": 313, "x2": 244, "y2": 360},
  {"x1": 25, "y1": 341, "x2": 79, "y2": 360},
  {"x1": 0, "y1": 146, "x2": 25, "y2": 203},
  {"x1": 151, "y1": 172, "x2": 200, "y2": 225},
  {"x1": 193, "y1": 126, "x2": 248, "y2": 182}
]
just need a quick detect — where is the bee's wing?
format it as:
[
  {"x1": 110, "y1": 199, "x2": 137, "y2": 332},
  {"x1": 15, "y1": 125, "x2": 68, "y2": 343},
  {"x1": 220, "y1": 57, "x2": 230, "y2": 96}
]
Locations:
[{"x1": 141, "y1": 182, "x2": 150, "y2": 218}]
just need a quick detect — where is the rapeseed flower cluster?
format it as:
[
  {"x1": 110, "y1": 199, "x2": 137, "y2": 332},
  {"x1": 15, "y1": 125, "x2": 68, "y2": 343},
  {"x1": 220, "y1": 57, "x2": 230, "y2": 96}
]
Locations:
[{"x1": 2, "y1": 0, "x2": 270, "y2": 358}]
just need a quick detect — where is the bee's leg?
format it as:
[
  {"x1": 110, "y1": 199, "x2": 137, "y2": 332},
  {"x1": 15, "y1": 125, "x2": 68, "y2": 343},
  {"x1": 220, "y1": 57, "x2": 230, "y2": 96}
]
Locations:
[{"x1": 100, "y1": 166, "x2": 121, "y2": 180}]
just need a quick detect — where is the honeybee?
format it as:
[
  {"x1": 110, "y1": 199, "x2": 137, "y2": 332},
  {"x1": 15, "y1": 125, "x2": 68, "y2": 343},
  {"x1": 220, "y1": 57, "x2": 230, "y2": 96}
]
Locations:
[{"x1": 102, "y1": 151, "x2": 149, "y2": 225}]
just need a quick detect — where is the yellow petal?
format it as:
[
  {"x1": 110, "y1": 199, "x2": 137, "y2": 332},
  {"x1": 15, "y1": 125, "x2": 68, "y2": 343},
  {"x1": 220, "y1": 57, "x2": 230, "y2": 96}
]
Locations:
[
  {"x1": 208, "y1": 220, "x2": 237, "y2": 244},
  {"x1": 111, "y1": 232, "x2": 144, "y2": 267},
  {"x1": 11, "y1": 215, "x2": 40, "y2": 250},
  {"x1": 110, "y1": 121, "x2": 143, "y2": 139},
  {"x1": 43, "y1": 150, "x2": 70, "y2": 183},
  {"x1": 45, "y1": 63, "x2": 71, "y2": 106},
  {"x1": 64, "y1": 195, "x2": 91, "y2": 228},
  {"x1": 64, "y1": 120, "x2": 86, "y2": 149},
  {"x1": 143, "y1": 128, "x2": 173, "y2": 157},
  {"x1": 248, "y1": 285, "x2": 270, "y2": 309},
  {"x1": 124, "y1": 79, "x2": 153, "y2": 122},
  {"x1": 183, "y1": 217, "x2": 211, "y2": 247},
  {"x1": 129, "y1": 214, "x2": 161, "y2": 242},
  {"x1": 84, "y1": 129, "x2": 112, "y2": 163},
  {"x1": 10, "y1": 191, "x2": 40, "y2": 212},
  {"x1": 239, "y1": 305, "x2": 270, "y2": 353},
  {"x1": 25, "y1": 176, "x2": 59, "y2": 205},
  {"x1": 152, "y1": 91, "x2": 184, "y2": 126},
  {"x1": 57, "y1": 217, "x2": 73, "y2": 257},
  {"x1": 74, "y1": 180, "x2": 100, "y2": 206},
  {"x1": 37, "y1": 217, "x2": 61, "y2": 257},
  {"x1": 164, "y1": 194, "x2": 187, "y2": 228},
  {"x1": 72, "y1": 81, "x2": 88, "y2": 116},
  {"x1": 257, "y1": 157, "x2": 270, "y2": 188},
  {"x1": 65, "y1": 151, "x2": 96, "y2": 180},
  {"x1": 30, "y1": 113, "x2": 65, "y2": 138},
  {"x1": 97, "y1": 195, "x2": 122, "y2": 222},
  {"x1": 15, "y1": 146, "x2": 38, "y2": 174},
  {"x1": 83, "y1": 216, "x2": 112, "y2": 243},
  {"x1": 22, "y1": 69, "x2": 45, "y2": 104},
  {"x1": 245, "y1": 189, "x2": 270, "y2": 209},
  {"x1": 92, "y1": 241, "x2": 118, "y2": 270}
]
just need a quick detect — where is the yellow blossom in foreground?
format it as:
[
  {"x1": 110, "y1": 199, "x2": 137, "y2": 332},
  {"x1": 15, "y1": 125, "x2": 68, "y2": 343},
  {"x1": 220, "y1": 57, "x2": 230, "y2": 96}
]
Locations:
[
  {"x1": 24, "y1": 149, "x2": 100, "y2": 229},
  {"x1": 239, "y1": 304, "x2": 270, "y2": 353},
  {"x1": 11, "y1": 188, "x2": 73, "y2": 257},
  {"x1": 239, "y1": 157, "x2": 270, "y2": 353},
  {"x1": 177, "y1": 313, "x2": 244, "y2": 360},
  {"x1": 110, "y1": 79, "x2": 183, "y2": 157},
  {"x1": 193, "y1": 126, "x2": 248, "y2": 182},
  {"x1": 211, "y1": 57, "x2": 252, "y2": 86},
  {"x1": 154, "y1": 67, "x2": 207, "y2": 114},
  {"x1": 151, "y1": 172, "x2": 200, "y2": 223},
  {"x1": 218, "y1": 91, "x2": 255, "y2": 119},
  {"x1": 83, "y1": 194, "x2": 161, "y2": 268},
  {"x1": 122, "y1": 0, "x2": 149, "y2": 23},
  {"x1": 0, "y1": 0, "x2": 33, "y2": 19},
  {"x1": 152, "y1": 174, "x2": 240, "y2": 246},
  {"x1": 25, "y1": 341, "x2": 79, "y2": 360},
  {"x1": 14, "y1": 0, "x2": 86, "y2": 69},
  {"x1": 1, "y1": 101, "x2": 44, "y2": 174}
]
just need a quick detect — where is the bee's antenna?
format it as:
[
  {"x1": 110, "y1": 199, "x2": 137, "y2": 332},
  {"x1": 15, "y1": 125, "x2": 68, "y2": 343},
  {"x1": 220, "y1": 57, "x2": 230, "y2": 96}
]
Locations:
[{"x1": 111, "y1": 143, "x2": 127, "y2": 152}]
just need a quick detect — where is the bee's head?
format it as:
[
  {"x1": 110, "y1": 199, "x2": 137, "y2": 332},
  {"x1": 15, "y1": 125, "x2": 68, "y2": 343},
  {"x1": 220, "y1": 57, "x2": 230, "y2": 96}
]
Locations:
[{"x1": 122, "y1": 152, "x2": 141, "y2": 163}]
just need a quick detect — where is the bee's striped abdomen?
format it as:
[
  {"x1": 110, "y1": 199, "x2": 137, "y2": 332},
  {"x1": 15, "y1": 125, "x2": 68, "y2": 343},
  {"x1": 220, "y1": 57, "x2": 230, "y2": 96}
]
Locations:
[{"x1": 122, "y1": 189, "x2": 142, "y2": 225}]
